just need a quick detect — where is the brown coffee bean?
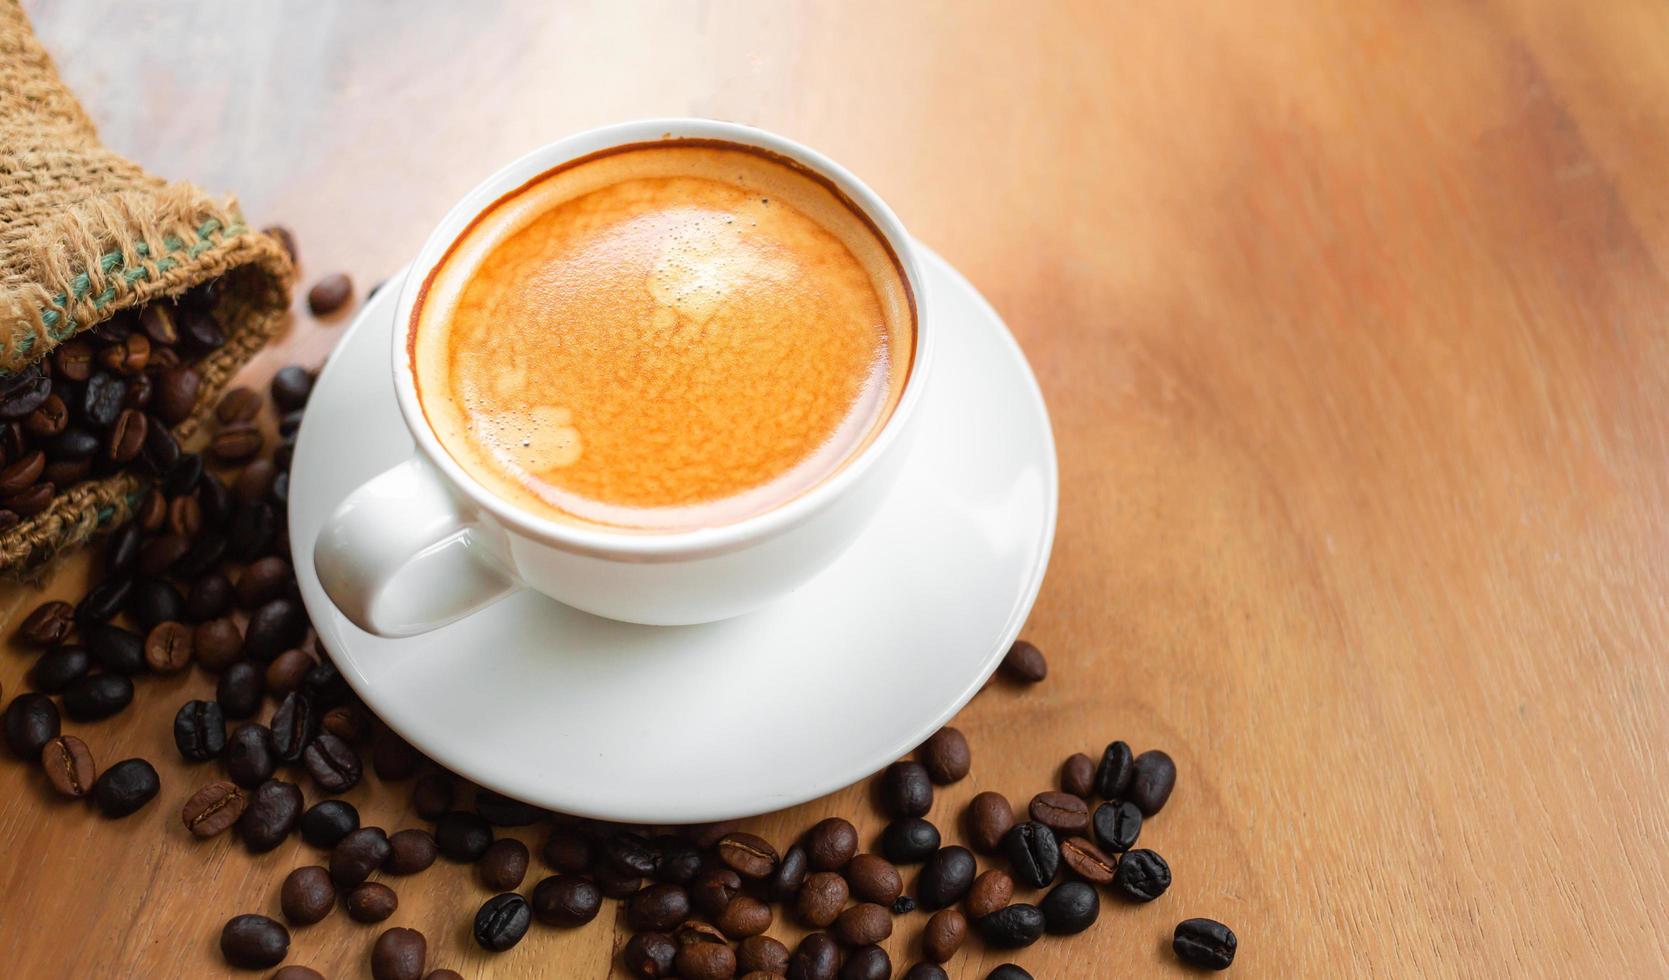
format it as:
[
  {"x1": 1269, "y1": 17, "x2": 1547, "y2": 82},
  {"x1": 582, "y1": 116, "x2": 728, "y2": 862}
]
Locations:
[
  {"x1": 966, "y1": 791, "x2": 1015, "y2": 853},
  {"x1": 52, "y1": 339, "x2": 94, "y2": 381},
  {"x1": 423, "y1": 972, "x2": 463, "y2": 980},
  {"x1": 194, "y1": 617, "x2": 243, "y2": 671},
  {"x1": 332, "y1": 827, "x2": 392, "y2": 887},
  {"x1": 41, "y1": 458, "x2": 87, "y2": 487},
  {"x1": 3, "y1": 481, "x2": 53, "y2": 516},
  {"x1": 628, "y1": 882, "x2": 692, "y2": 932},
  {"x1": 1061, "y1": 752, "x2": 1096, "y2": 798},
  {"x1": 624, "y1": 931, "x2": 679, "y2": 978},
  {"x1": 148, "y1": 345, "x2": 180, "y2": 371},
  {"x1": 691, "y1": 866, "x2": 743, "y2": 917},
  {"x1": 216, "y1": 386, "x2": 262, "y2": 424},
  {"x1": 122, "y1": 370, "x2": 153, "y2": 410},
  {"x1": 281, "y1": 865, "x2": 336, "y2": 925},
  {"x1": 153, "y1": 367, "x2": 200, "y2": 426},
  {"x1": 23, "y1": 393, "x2": 67, "y2": 438},
  {"x1": 737, "y1": 935, "x2": 790, "y2": 975},
  {"x1": 17, "y1": 600, "x2": 73, "y2": 646},
  {"x1": 1029, "y1": 791, "x2": 1090, "y2": 834},
  {"x1": 834, "y1": 902, "x2": 893, "y2": 947},
  {"x1": 1000, "y1": 639, "x2": 1047, "y2": 683},
  {"x1": 714, "y1": 896, "x2": 772, "y2": 939},
  {"x1": 265, "y1": 648, "x2": 315, "y2": 696},
  {"x1": 322, "y1": 703, "x2": 371, "y2": 744},
  {"x1": 211, "y1": 422, "x2": 263, "y2": 463},
  {"x1": 916, "y1": 727, "x2": 970, "y2": 784},
  {"x1": 270, "y1": 365, "x2": 314, "y2": 412},
  {"x1": 385, "y1": 828, "x2": 439, "y2": 875},
  {"x1": 236, "y1": 458, "x2": 277, "y2": 501},
  {"x1": 308, "y1": 273, "x2": 354, "y2": 315},
  {"x1": 137, "y1": 304, "x2": 178, "y2": 344},
  {"x1": 716, "y1": 832, "x2": 778, "y2": 878},
  {"x1": 272, "y1": 967, "x2": 325, "y2": 980},
  {"x1": 166, "y1": 491, "x2": 200, "y2": 536},
  {"x1": 789, "y1": 933, "x2": 841, "y2": 980},
  {"x1": 347, "y1": 881, "x2": 399, "y2": 922},
  {"x1": 794, "y1": 871, "x2": 848, "y2": 927},
  {"x1": 40, "y1": 734, "x2": 95, "y2": 797},
  {"x1": 263, "y1": 225, "x2": 299, "y2": 265},
  {"x1": 965, "y1": 869, "x2": 1015, "y2": 918},
  {"x1": 371, "y1": 726, "x2": 423, "y2": 780},
  {"x1": 673, "y1": 921, "x2": 735, "y2": 980},
  {"x1": 479, "y1": 837, "x2": 530, "y2": 890},
  {"x1": 100, "y1": 333, "x2": 150, "y2": 376},
  {"x1": 686, "y1": 819, "x2": 742, "y2": 849},
  {"x1": 182, "y1": 779, "x2": 246, "y2": 837},
  {"x1": 220, "y1": 914, "x2": 289, "y2": 970},
  {"x1": 371, "y1": 927, "x2": 427, "y2": 980},
  {"x1": 137, "y1": 533, "x2": 189, "y2": 577},
  {"x1": 0, "y1": 449, "x2": 43, "y2": 495},
  {"x1": 1059, "y1": 836, "x2": 1118, "y2": 884},
  {"x1": 137, "y1": 487, "x2": 166, "y2": 530},
  {"x1": 805, "y1": 816, "x2": 859, "y2": 871},
  {"x1": 143, "y1": 621, "x2": 194, "y2": 673},
  {"x1": 845, "y1": 853, "x2": 902, "y2": 905},
  {"x1": 922, "y1": 909, "x2": 967, "y2": 963},
  {"x1": 236, "y1": 557, "x2": 292, "y2": 610}
]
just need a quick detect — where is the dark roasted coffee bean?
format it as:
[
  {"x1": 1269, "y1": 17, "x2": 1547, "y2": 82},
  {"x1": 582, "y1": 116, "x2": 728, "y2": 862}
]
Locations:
[
  {"x1": 479, "y1": 837, "x2": 530, "y2": 890},
  {"x1": 166, "y1": 492, "x2": 202, "y2": 537},
  {"x1": 717, "y1": 831, "x2": 779, "y2": 879},
  {"x1": 271, "y1": 365, "x2": 316, "y2": 411},
  {"x1": 243, "y1": 596, "x2": 304, "y2": 662},
  {"x1": 274, "y1": 437, "x2": 295, "y2": 471},
  {"x1": 39, "y1": 458, "x2": 85, "y2": 487},
  {"x1": 532, "y1": 873, "x2": 602, "y2": 926},
  {"x1": 62, "y1": 671, "x2": 133, "y2": 720},
  {"x1": 1002, "y1": 822, "x2": 1059, "y2": 889},
  {"x1": 1128, "y1": 749, "x2": 1177, "y2": 815},
  {"x1": 977, "y1": 903, "x2": 1045, "y2": 949},
  {"x1": 137, "y1": 533, "x2": 189, "y2": 577},
  {"x1": 1094, "y1": 740, "x2": 1134, "y2": 799},
  {"x1": 1041, "y1": 880, "x2": 1100, "y2": 935},
  {"x1": 235, "y1": 457, "x2": 277, "y2": 502},
  {"x1": 185, "y1": 571, "x2": 233, "y2": 621},
  {"x1": 106, "y1": 408, "x2": 146, "y2": 461},
  {"x1": 240, "y1": 778, "x2": 304, "y2": 852},
  {"x1": 219, "y1": 914, "x2": 289, "y2": 969},
  {"x1": 840, "y1": 945, "x2": 890, "y2": 980},
  {"x1": 320, "y1": 703, "x2": 369, "y2": 744},
  {"x1": 1092, "y1": 800, "x2": 1142, "y2": 853},
  {"x1": 917, "y1": 845, "x2": 976, "y2": 909},
  {"x1": 194, "y1": 617, "x2": 243, "y2": 670},
  {"x1": 331, "y1": 826, "x2": 392, "y2": 887},
  {"x1": 2, "y1": 480, "x2": 54, "y2": 517},
  {"x1": 300, "y1": 798, "x2": 359, "y2": 848},
  {"x1": 0, "y1": 419, "x2": 27, "y2": 459},
  {"x1": 307, "y1": 275, "x2": 353, "y2": 316},
  {"x1": 182, "y1": 779, "x2": 246, "y2": 837},
  {"x1": 805, "y1": 816, "x2": 859, "y2": 871},
  {"x1": 410, "y1": 772, "x2": 454, "y2": 820},
  {"x1": 1173, "y1": 917, "x2": 1237, "y2": 971},
  {"x1": 473, "y1": 892, "x2": 531, "y2": 952},
  {"x1": 210, "y1": 421, "x2": 262, "y2": 463},
  {"x1": 281, "y1": 866, "x2": 336, "y2": 925},
  {"x1": 47, "y1": 425, "x2": 98, "y2": 461},
  {"x1": 138, "y1": 413, "x2": 180, "y2": 475},
  {"x1": 303, "y1": 732, "x2": 362, "y2": 792},
  {"x1": 304, "y1": 659, "x2": 351, "y2": 708},
  {"x1": 53, "y1": 339, "x2": 94, "y2": 382},
  {"x1": 85, "y1": 621, "x2": 145, "y2": 674},
  {"x1": 475, "y1": 788, "x2": 543, "y2": 826},
  {"x1": 655, "y1": 834, "x2": 704, "y2": 884},
  {"x1": 903, "y1": 964, "x2": 950, "y2": 980},
  {"x1": 1061, "y1": 752, "x2": 1096, "y2": 797},
  {"x1": 17, "y1": 599, "x2": 73, "y2": 646},
  {"x1": 41, "y1": 734, "x2": 96, "y2": 797},
  {"x1": 143, "y1": 620, "x2": 193, "y2": 673},
  {"x1": 371, "y1": 726, "x2": 422, "y2": 779},
  {"x1": 1000, "y1": 638, "x2": 1047, "y2": 682},
  {"x1": 82, "y1": 372, "x2": 126, "y2": 428},
  {"x1": 227, "y1": 498, "x2": 277, "y2": 562},
  {"x1": 23, "y1": 393, "x2": 67, "y2": 437},
  {"x1": 916, "y1": 727, "x2": 970, "y2": 784},
  {"x1": 216, "y1": 386, "x2": 262, "y2": 424},
  {"x1": 385, "y1": 828, "x2": 438, "y2": 875},
  {"x1": 715, "y1": 895, "x2": 772, "y2": 939},
  {"x1": 28, "y1": 644, "x2": 91, "y2": 693},
  {"x1": 122, "y1": 370, "x2": 153, "y2": 410},
  {"x1": 1060, "y1": 835, "x2": 1118, "y2": 884},
  {"x1": 766, "y1": 842, "x2": 809, "y2": 901},
  {"x1": 164, "y1": 451, "x2": 203, "y2": 496},
  {"x1": 152, "y1": 367, "x2": 199, "y2": 425},
  {"x1": 0, "y1": 448, "x2": 43, "y2": 496},
  {"x1": 624, "y1": 932, "x2": 678, "y2": 978},
  {"x1": 265, "y1": 648, "x2": 314, "y2": 696},
  {"x1": 605, "y1": 829, "x2": 661, "y2": 876},
  {"x1": 347, "y1": 881, "x2": 399, "y2": 923},
  {"x1": 1113, "y1": 848, "x2": 1171, "y2": 901},
  {"x1": 198, "y1": 470, "x2": 233, "y2": 527},
  {"x1": 173, "y1": 699, "x2": 226, "y2": 761},
  {"x1": 594, "y1": 864, "x2": 644, "y2": 898},
  {"x1": 882, "y1": 817, "x2": 941, "y2": 864},
  {"x1": 893, "y1": 895, "x2": 917, "y2": 915},
  {"x1": 737, "y1": 935, "x2": 791, "y2": 976},
  {"x1": 269, "y1": 692, "x2": 315, "y2": 762},
  {"x1": 966, "y1": 868, "x2": 1014, "y2": 919},
  {"x1": 435, "y1": 810, "x2": 493, "y2": 862},
  {"x1": 225, "y1": 722, "x2": 276, "y2": 788},
  {"x1": 988, "y1": 965, "x2": 1034, "y2": 980},
  {"x1": 76, "y1": 575, "x2": 131, "y2": 625},
  {"x1": 789, "y1": 932, "x2": 841, "y2": 980},
  {"x1": 794, "y1": 871, "x2": 848, "y2": 927},
  {"x1": 4, "y1": 693, "x2": 60, "y2": 757},
  {"x1": 834, "y1": 901, "x2": 893, "y2": 946},
  {"x1": 692, "y1": 866, "x2": 744, "y2": 917},
  {"x1": 129, "y1": 578, "x2": 185, "y2": 629},
  {"x1": 139, "y1": 304, "x2": 178, "y2": 345},
  {"x1": 674, "y1": 922, "x2": 735, "y2": 980},
  {"x1": 277, "y1": 409, "x2": 304, "y2": 437},
  {"x1": 845, "y1": 853, "x2": 902, "y2": 905},
  {"x1": 1030, "y1": 791, "x2": 1090, "y2": 834},
  {"x1": 0, "y1": 366, "x2": 51, "y2": 420},
  {"x1": 540, "y1": 826, "x2": 593, "y2": 876},
  {"x1": 881, "y1": 760, "x2": 933, "y2": 817},
  {"x1": 173, "y1": 531, "x2": 227, "y2": 578},
  {"x1": 371, "y1": 927, "x2": 426, "y2": 980},
  {"x1": 628, "y1": 882, "x2": 692, "y2": 932},
  {"x1": 217, "y1": 661, "x2": 265, "y2": 719}
]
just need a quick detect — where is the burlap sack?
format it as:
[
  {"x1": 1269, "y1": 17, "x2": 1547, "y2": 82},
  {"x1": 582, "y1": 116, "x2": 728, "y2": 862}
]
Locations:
[{"x1": 0, "y1": 0, "x2": 294, "y2": 577}]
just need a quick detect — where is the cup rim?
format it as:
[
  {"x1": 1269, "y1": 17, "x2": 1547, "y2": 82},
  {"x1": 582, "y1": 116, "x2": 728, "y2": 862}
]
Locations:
[{"x1": 389, "y1": 117, "x2": 932, "y2": 559}]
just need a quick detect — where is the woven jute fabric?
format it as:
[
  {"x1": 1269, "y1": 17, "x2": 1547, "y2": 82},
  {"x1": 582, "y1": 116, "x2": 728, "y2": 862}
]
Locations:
[{"x1": 0, "y1": 0, "x2": 294, "y2": 577}]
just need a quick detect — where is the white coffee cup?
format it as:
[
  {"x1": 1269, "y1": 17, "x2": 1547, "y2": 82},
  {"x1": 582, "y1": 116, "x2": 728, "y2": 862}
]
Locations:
[{"x1": 313, "y1": 118, "x2": 932, "y2": 636}]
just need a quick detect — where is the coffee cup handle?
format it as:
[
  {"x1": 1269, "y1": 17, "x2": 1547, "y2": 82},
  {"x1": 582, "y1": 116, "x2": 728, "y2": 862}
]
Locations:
[{"x1": 313, "y1": 456, "x2": 520, "y2": 638}]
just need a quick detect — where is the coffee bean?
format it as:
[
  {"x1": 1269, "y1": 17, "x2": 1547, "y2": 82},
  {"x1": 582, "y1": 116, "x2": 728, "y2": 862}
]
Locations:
[
  {"x1": 370, "y1": 725, "x2": 422, "y2": 779},
  {"x1": 1173, "y1": 917, "x2": 1237, "y2": 970},
  {"x1": 173, "y1": 699, "x2": 226, "y2": 761},
  {"x1": 1113, "y1": 848, "x2": 1171, "y2": 901},
  {"x1": 100, "y1": 333, "x2": 151, "y2": 376},
  {"x1": 766, "y1": 843, "x2": 809, "y2": 901},
  {"x1": 280, "y1": 866, "x2": 335, "y2": 925},
  {"x1": 228, "y1": 500, "x2": 278, "y2": 563},
  {"x1": 881, "y1": 817, "x2": 941, "y2": 864},
  {"x1": 83, "y1": 621, "x2": 144, "y2": 674},
  {"x1": 320, "y1": 703, "x2": 370, "y2": 744},
  {"x1": 673, "y1": 922, "x2": 735, "y2": 980},
  {"x1": 198, "y1": 470, "x2": 233, "y2": 527},
  {"x1": 684, "y1": 819, "x2": 742, "y2": 849},
  {"x1": 83, "y1": 372, "x2": 128, "y2": 428},
  {"x1": 435, "y1": 810, "x2": 493, "y2": 861},
  {"x1": 241, "y1": 598, "x2": 306, "y2": 666},
  {"x1": 475, "y1": 788, "x2": 543, "y2": 826},
  {"x1": 226, "y1": 722, "x2": 276, "y2": 788},
  {"x1": 1000, "y1": 639, "x2": 1046, "y2": 683},
  {"x1": 0, "y1": 448, "x2": 42, "y2": 496},
  {"x1": 789, "y1": 932, "x2": 841, "y2": 980},
  {"x1": 308, "y1": 275, "x2": 353, "y2": 316},
  {"x1": 738, "y1": 935, "x2": 791, "y2": 975},
  {"x1": 28, "y1": 644, "x2": 92, "y2": 693},
  {"x1": 715, "y1": 895, "x2": 772, "y2": 939},
  {"x1": 624, "y1": 931, "x2": 678, "y2": 978},
  {"x1": 1091, "y1": 800, "x2": 1142, "y2": 853},
  {"x1": 184, "y1": 572, "x2": 232, "y2": 621},
  {"x1": 303, "y1": 732, "x2": 362, "y2": 792},
  {"x1": 717, "y1": 831, "x2": 779, "y2": 879},
  {"x1": 173, "y1": 531, "x2": 227, "y2": 578},
  {"x1": 234, "y1": 457, "x2": 278, "y2": 502},
  {"x1": 1, "y1": 479, "x2": 53, "y2": 516},
  {"x1": 38, "y1": 459, "x2": 81, "y2": 487},
  {"x1": 964, "y1": 792, "x2": 1014, "y2": 855},
  {"x1": 692, "y1": 866, "x2": 744, "y2": 917},
  {"x1": 371, "y1": 927, "x2": 427, "y2": 980},
  {"x1": 62, "y1": 672, "x2": 133, "y2": 721},
  {"x1": 1060, "y1": 835, "x2": 1118, "y2": 884},
  {"x1": 166, "y1": 491, "x2": 202, "y2": 537},
  {"x1": 903, "y1": 964, "x2": 950, "y2": 980},
  {"x1": 977, "y1": 903, "x2": 1045, "y2": 949},
  {"x1": 965, "y1": 869, "x2": 1014, "y2": 918},
  {"x1": 1030, "y1": 791, "x2": 1090, "y2": 835},
  {"x1": 165, "y1": 451, "x2": 203, "y2": 496},
  {"x1": 151, "y1": 368, "x2": 198, "y2": 426},
  {"x1": 129, "y1": 578, "x2": 185, "y2": 629},
  {"x1": 271, "y1": 364, "x2": 316, "y2": 412},
  {"x1": 136, "y1": 533, "x2": 188, "y2": 577},
  {"x1": 531, "y1": 873, "x2": 602, "y2": 926},
  {"x1": 989, "y1": 966, "x2": 1034, "y2": 980},
  {"x1": 218, "y1": 662, "x2": 265, "y2": 720},
  {"x1": 380, "y1": 827, "x2": 437, "y2": 875},
  {"x1": 1002, "y1": 822, "x2": 1059, "y2": 889},
  {"x1": 183, "y1": 780, "x2": 246, "y2": 838},
  {"x1": 17, "y1": 599, "x2": 73, "y2": 646},
  {"x1": 917, "y1": 845, "x2": 976, "y2": 909},
  {"x1": 4, "y1": 692, "x2": 60, "y2": 757},
  {"x1": 598, "y1": 829, "x2": 655, "y2": 876},
  {"x1": 216, "y1": 386, "x2": 262, "y2": 424},
  {"x1": 236, "y1": 556, "x2": 291, "y2": 609},
  {"x1": 143, "y1": 621, "x2": 193, "y2": 673},
  {"x1": 1129, "y1": 749, "x2": 1177, "y2": 815},
  {"x1": 916, "y1": 727, "x2": 970, "y2": 784},
  {"x1": 23, "y1": 391, "x2": 67, "y2": 438},
  {"x1": 1061, "y1": 752, "x2": 1095, "y2": 797},
  {"x1": 47, "y1": 425, "x2": 97, "y2": 463},
  {"x1": 655, "y1": 834, "x2": 705, "y2": 884},
  {"x1": 106, "y1": 408, "x2": 146, "y2": 461},
  {"x1": 628, "y1": 882, "x2": 692, "y2": 931},
  {"x1": 894, "y1": 895, "x2": 918, "y2": 915},
  {"x1": 0, "y1": 373, "x2": 50, "y2": 424},
  {"x1": 122, "y1": 371, "x2": 154, "y2": 412},
  {"x1": 240, "y1": 778, "x2": 303, "y2": 852},
  {"x1": 273, "y1": 966, "x2": 324, "y2": 980},
  {"x1": 471, "y1": 837, "x2": 528, "y2": 891},
  {"x1": 922, "y1": 908, "x2": 966, "y2": 963},
  {"x1": 220, "y1": 914, "x2": 289, "y2": 969},
  {"x1": 1040, "y1": 880, "x2": 1100, "y2": 935},
  {"x1": 473, "y1": 892, "x2": 532, "y2": 951},
  {"x1": 300, "y1": 798, "x2": 359, "y2": 848},
  {"x1": 880, "y1": 760, "x2": 933, "y2": 818},
  {"x1": 138, "y1": 414, "x2": 180, "y2": 476},
  {"x1": 594, "y1": 865, "x2": 644, "y2": 898},
  {"x1": 805, "y1": 816, "x2": 859, "y2": 871},
  {"x1": 76, "y1": 576, "x2": 132, "y2": 625},
  {"x1": 794, "y1": 871, "x2": 848, "y2": 927},
  {"x1": 408, "y1": 773, "x2": 454, "y2": 822},
  {"x1": 422, "y1": 972, "x2": 463, "y2": 980},
  {"x1": 845, "y1": 853, "x2": 902, "y2": 905},
  {"x1": 265, "y1": 649, "x2": 315, "y2": 698},
  {"x1": 347, "y1": 881, "x2": 399, "y2": 923},
  {"x1": 332, "y1": 826, "x2": 392, "y2": 887},
  {"x1": 53, "y1": 340, "x2": 94, "y2": 381},
  {"x1": 194, "y1": 617, "x2": 243, "y2": 671},
  {"x1": 1094, "y1": 740, "x2": 1134, "y2": 799},
  {"x1": 138, "y1": 304, "x2": 178, "y2": 345},
  {"x1": 41, "y1": 734, "x2": 96, "y2": 797},
  {"x1": 267, "y1": 692, "x2": 314, "y2": 763}
]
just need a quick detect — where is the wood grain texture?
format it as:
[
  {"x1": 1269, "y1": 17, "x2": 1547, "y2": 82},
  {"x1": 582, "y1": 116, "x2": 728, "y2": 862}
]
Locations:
[{"x1": 5, "y1": 1, "x2": 1669, "y2": 976}]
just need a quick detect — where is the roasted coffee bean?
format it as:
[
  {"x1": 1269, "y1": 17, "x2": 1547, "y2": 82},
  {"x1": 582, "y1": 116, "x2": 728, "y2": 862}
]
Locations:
[
  {"x1": 220, "y1": 914, "x2": 289, "y2": 969},
  {"x1": 41, "y1": 734, "x2": 96, "y2": 797},
  {"x1": 347, "y1": 881, "x2": 399, "y2": 923},
  {"x1": 1000, "y1": 639, "x2": 1047, "y2": 683},
  {"x1": 435, "y1": 810, "x2": 493, "y2": 861},
  {"x1": 917, "y1": 845, "x2": 976, "y2": 909},
  {"x1": 692, "y1": 866, "x2": 745, "y2": 917},
  {"x1": 138, "y1": 414, "x2": 180, "y2": 476},
  {"x1": 320, "y1": 703, "x2": 370, "y2": 744},
  {"x1": 977, "y1": 903, "x2": 1046, "y2": 949},
  {"x1": 210, "y1": 421, "x2": 263, "y2": 463},
  {"x1": 845, "y1": 853, "x2": 903, "y2": 905},
  {"x1": 308, "y1": 276, "x2": 353, "y2": 317},
  {"x1": 384, "y1": 828, "x2": 438, "y2": 875},
  {"x1": 628, "y1": 883, "x2": 692, "y2": 932},
  {"x1": 129, "y1": 578, "x2": 185, "y2": 629},
  {"x1": 274, "y1": 437, "x2": 295, "y2": 471},
  {"x1": 884, "y1": 816, "x2": 943, "y2": 865},
  {"x1": 475, "y1": 788, "x2": 543, "y2": 826},
  {"x1": 1094, "y1": 740, "x2": 1135, "y2": 800},
  {"x1": 122, "y1": 371, "x2": 153, "y2": 411},
  {"x1": 371, "y1": 725, "x2": 422, "y2": 779},
  {"x1": 165, "y1": 451, "x2": 203, "y2": 496},
  {"x1": 605, "y1": 829, "x2": 661, "y2": 876},
  {"x1": 473, "y1": 893, "x2": 532, "y2": 952},
  {"x1": 136, "y1": 533, "x2": 188, "y2": 577},
  {"x1": 894, "y1": 895, "x2": 919, "y2": 915},
  {"x1": 1040, "y1": 880, "x2": 1100, "y2": 935},
  {"x1": 198, "y1": 470, "x2": 233, "y2": 527},
  {"x1": 76, "y1": 575, "x2": 132, "y2": 626},
  {"x1": 266, "y1": 649, "x2": 315, "y2": 696},
  {"x1": 655, "y1": 834, "x2": 705, "y2": 884},
  {"x1": 834, "y1": 902, "x2": 892, "y2": 947},
  {"x1": 278, "y1": 409, "x2": 305, "y2": 437},
  {"x1": 268, "y1": 692, "x2": 315, "y2": 762},
  {"x1": 217, "y1": 661, "x2": 265, "y2": 719},
  {"x1": 716, "y1": 895, "x2": 772, "y2": 939},
  {"x1": 17, "y1": 599, "x2": 73, "y2": 646},
  {"x1": 540, "y1": 826, "x2": 595, "y2": 875},
  {"x1": 106, "y1": 408, "x2": 147, "y2": 461},
  {"x1": 228, "y1": 499, "x2": 277, "y2": 563},
  {"x1": 840, "y1": 945, "x2": 890, "y2": 980},
  {"x1": 4, "y1": 692, "x2": 60, "y2": 756},
  {"x1": 805, "y1": 816, "x2": 859, "y2": 871},
  {"x1": 903, "y1": 964, "x2": 950, "y2": 980},
  {"x1": 332, "y1": 826, "x2": 392, "y2": 887},
  {"x1": 789, "y1": 933, "x2": 841, "y2": 980},
  {"x1": 303, "y1": 732, "x2": 362, "y2": 792},
  {"x1": 138, "y1": 304, "x2": 178, "y2": 345},
  {"x1": 82, "y1": 372, "x2": 127, "y2": 428},
  {"x1": 23, "y1": 391, "x2": 68, "y2": 438},
  {"x1": 532, "y1": 873, "x2": 603, "y2": 926},
  {"x1": 0, "y1": 448, "x2": 43, "y2": 495},
  {"x1": 988, "y1": 965, "x2": 1034, "y2": 980},
  {"x1": 62, "y1": 672, "x2": 133, "y2": 720},
  {"x1": 966, "y1": 869, "x2": 1014, "y2": 919},
  {"x1": 85, "y1": 621, "x2": 145, "y2": 674},
  {"x1": 917, "y1": 727, "x2": 970, "y2": 784},
  {"x1": 1030, "y1": 791, "x2": 1090, "y2": 835},
  {"x1": 1061, "y1": 752, "x2": 1096, "y2": 797},
  {"x1": 1128, "y1": 749, "x2": 1177, "y2": 815},
  {"x1": 185, "y1": 572, "x2": 233, "y2": 621},
  {"x1": 240, "y1": 778, "x2": 304, "y2": 853},
  {"x1": 794, "y1": 871, "x2": 848, "y2": 927},
  {"x1": 717, "y1": 831, "x2": 778, "y2": 879},
  {"x1": 1002, "y1": 822, "x2": 1060, "y2": 888},
  {"x1": 881, "y1": 760, "x2": 933, "y2": 818},
  {"x1": 1092, "y1": 800, "x2": 1142, "y2": 853},
  {"x1": 922, "y1": 908, "x2": 966, "y2": 963},
  {"x1": 216, "y1": 386, "x2": 262, "y2": 424},
  {"x1": 183, "y1": 780, "x2": 246, "y2": 837},
  {"x1": 766, "y1": 843, "x2": 809, "y2": 901},
  {"x1": 478, "y1": 837, "x2": 530, "y2": 890},
  {"x1": 236, "y1": 558, "x2": 292, "y2": 611},
  {"x1": 1060, "y1": 835, "x2": 1118, "y2": 884},
  {"x1": 2, "y1": 480, "x2": 54, "y2": 517},
  {"x1": 143, "y1": 621, "x2": 193, "y2": 673},
  {"x1": 1173, "y1": 917, "x2": 1237, "y2": 971},
  {"x1": 152, "y1": 367, "x2": 199, "y2": 425},
  {"x1": 1113, "y1": 848, "x2": 1171, "y2": 901},
  {"x1": 166, "y1": 492, "x2": 202, "y2": 537},
  {"x1": 39, "y1": 458, "x2": 84, "y2": 487},
  {"x1": 234, "y1": 457, "x2": 277, "y2": 502},
  {"x1": 99, "y1": 333, "x2": 150, "y2": 376},
  {"x1": 738, "y1": 935, "x2": 791, "y2": 975},
  {"x1": 173, "y1": 531, "x2": 227, "y2": 578},
  {"x1": 673, "y1": 922, "x2": 735, "y2": 980},
  {"x1": 300, "y1": 798, "x2": 360, "y2": 848},
  {"x1": 271, "y1": 364, "x2": 316, "y2": 411},
  {"x1": 28, "y1": 644, "x2": 91, "y2": 694},
  {"x1": 624, "y1": 931, "x2": 679, "y2": 978},
  {"x1": 173, "y1": 699, "x2": 226, "y2": 761},
  {"x1": 194, "y1": 617, "x2": 243, "y2": 670},
  {"x1": 411, "y1": 772, "x2": 454, "y2": 821},
  {"x1": 594, "y1": 865, "x2": 645, "y2": 898},
  {"x1": 281, "y1": 866, "x2": 336, "y2": 925},
  {"x1": 0, "y1": 367, "x2": 51, "y2": 420},
  {"x1": 53, "y1": 339, "x2": 94, "y2": 381},
  {"x1": 226, "y1": 722, "x2": 276, "y2": 788},
  {"x1": 46, "y1": 428, "x2": 97, "y2": 466},
  {"x1": 243, "y1": 596, "x2": 305, "y2": 662},
  {"x1": 371, "y1": 927, "x2": 426, "y2": 980}
]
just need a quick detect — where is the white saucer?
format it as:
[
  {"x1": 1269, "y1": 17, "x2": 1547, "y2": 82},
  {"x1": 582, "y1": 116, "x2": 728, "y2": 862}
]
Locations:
[{"x1": 289, "y1": 245, "x2": 1057, "y2": 822}]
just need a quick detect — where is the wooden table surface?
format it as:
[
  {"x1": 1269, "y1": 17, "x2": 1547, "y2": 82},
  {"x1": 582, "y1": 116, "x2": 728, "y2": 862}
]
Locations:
[{"x1": 5, "y1": 2, "x2": 1669, "y2": 976}]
